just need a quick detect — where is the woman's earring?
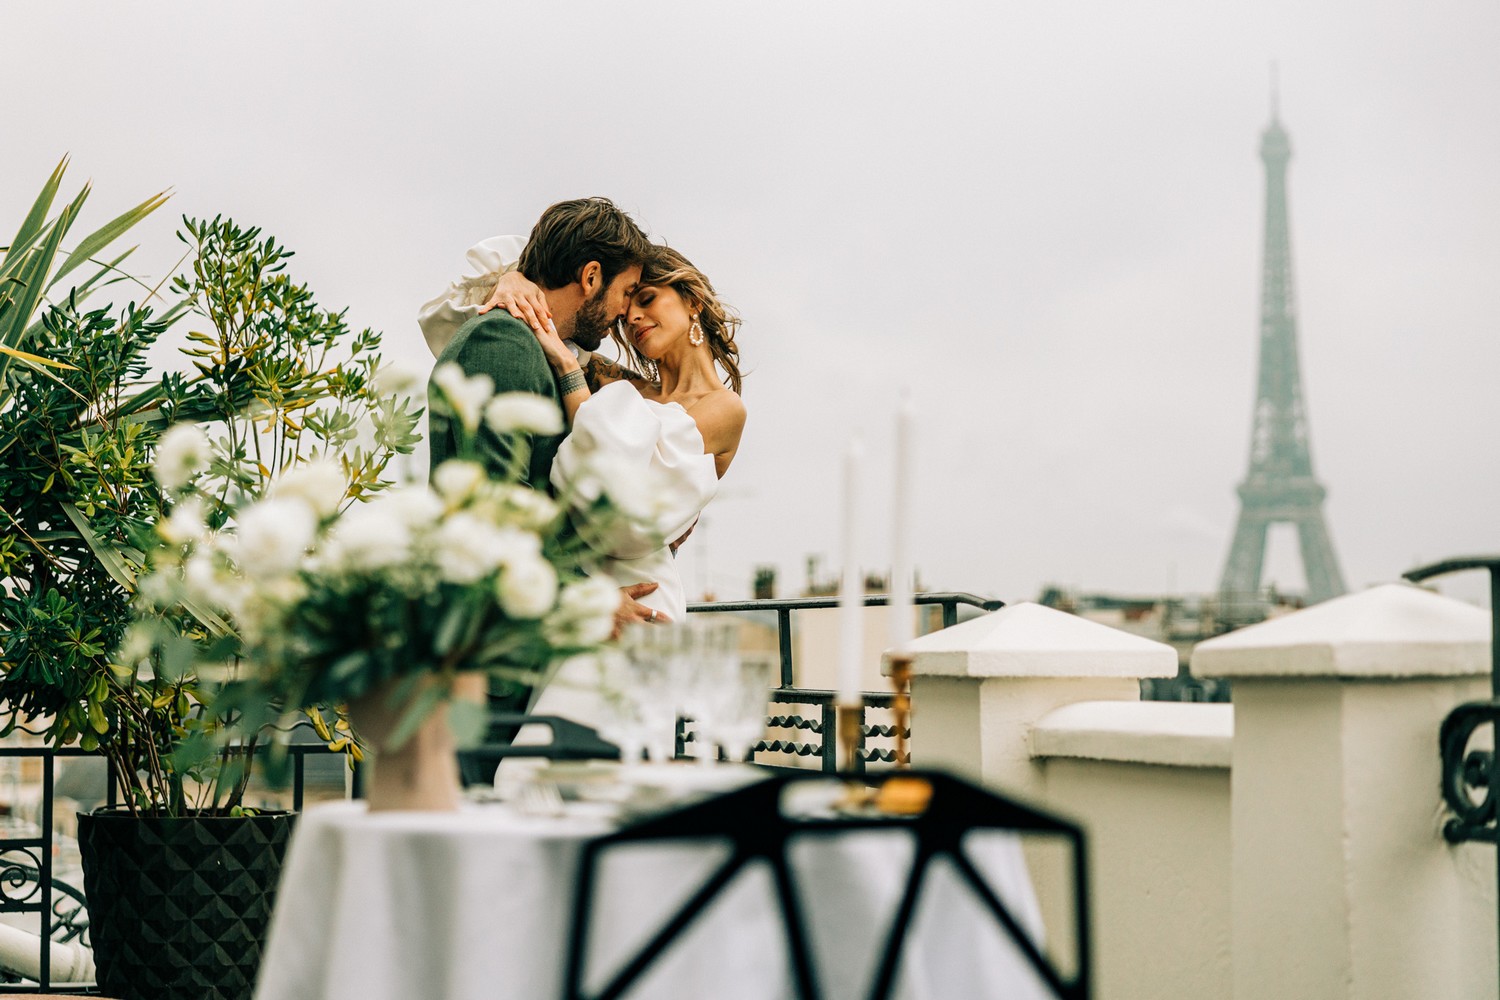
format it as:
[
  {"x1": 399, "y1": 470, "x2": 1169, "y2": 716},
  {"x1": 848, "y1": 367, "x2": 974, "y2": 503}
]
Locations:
[{"x1": 689, "y1": 317, "x2": 705, "y2": 347}]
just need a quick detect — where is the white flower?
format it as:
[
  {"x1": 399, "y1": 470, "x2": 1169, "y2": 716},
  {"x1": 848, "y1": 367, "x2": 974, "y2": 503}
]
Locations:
[
  {"x1": 372, "y1": 485, "x2": 446, "y2": 529},
  {"x1": 153, "y1": 423, "x2": 211, "y2": 491},
  {"x1": 484, "y1": 392, "x2": 562, "y2": 437},
  {"x1": 433, "y1": 515, "x2": 540, "y2": 584},
  {"x1": 432, "y1": 460, "x2": 487, "y2": 503},
  {"x1": 269, "y1": 458, "x2": 347, "y2": 520},
  {"x1": 544, "y1": 574, "x2": 620, "y2": 646},
  {"x1": 489, "y1": 484, "x2": 559, "y2": 531},
  {"x1": 573, "y1": 452, "x2": 655, "y2": 522},
  {"x1": 231, "y1": 498, "x2": 317, "y2": 579},
  {"x1": 322, "y1": 501, "x2": 412, "y2": 572},
  {"x1": 115, "y1": 622, "x2": 156, "y2": 668},
  {"x1": 372, "y1": 362, "x2": 421, "y2": 398},
  {"x1": 496, "y1": 554, "x2": 559, "y2": 619},
  {"x1": 158, "y1": 497, "x2": 208, "y2": 546},
  {"x1": 431, "y1": 362, "x2": 493, "y2": 432},
  {"x1": 183, "y1": 550, "x2": 232, "y2": 607}
]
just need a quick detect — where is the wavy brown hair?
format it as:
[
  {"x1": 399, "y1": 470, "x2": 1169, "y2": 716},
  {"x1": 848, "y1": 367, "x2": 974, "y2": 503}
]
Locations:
[{"x1": 611, "y1": 245, "x2": 744, "y2": 395}]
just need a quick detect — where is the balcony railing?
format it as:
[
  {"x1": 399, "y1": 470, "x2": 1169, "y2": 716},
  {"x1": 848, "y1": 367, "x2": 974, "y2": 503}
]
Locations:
[
  {"x1": 0, "y1": 590, "x2": 1001, "y2": 992},
  {"x1": 680, "y1": 592, "x2": 1004, "y2": 772},
  {"x1": 0, "y1": 739, "x2": 340, "y2": 994}
]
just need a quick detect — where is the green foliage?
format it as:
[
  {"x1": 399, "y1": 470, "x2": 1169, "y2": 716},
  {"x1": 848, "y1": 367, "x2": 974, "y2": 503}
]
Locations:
[{"x1": 0, "y1": 165, "x2": 420, "y2": 816}]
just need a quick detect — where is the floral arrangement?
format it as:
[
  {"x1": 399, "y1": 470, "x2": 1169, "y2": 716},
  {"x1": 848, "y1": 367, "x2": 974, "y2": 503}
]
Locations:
[
  {"x1": 134, "y1": 362, "x2": 637, "y2": 770},
  {"x1": 0, "y1": 175, "x2": 430, "y2": 815}
]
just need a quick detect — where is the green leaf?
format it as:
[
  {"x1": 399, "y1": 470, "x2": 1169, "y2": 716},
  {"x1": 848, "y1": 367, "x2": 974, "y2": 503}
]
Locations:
[
  {"x1": 158, "y1": 635, "x2": 197, "y2": 683},
  {"x1": 180, "y1": 596, "x2": 233, "y2": 638},
  {"x1": 3, "y1": 157, "x2": 68, "y2": 269},
  {"x1": 50, "y1": 188, "x2": 171, "y2": 288},
  {"x1": 0, "y1": 343, "x2": 78, "y2": 369},
  {"x1": 385, "y1": 682, "x2": 446, "y2": 751},
  {"x1": 59, "y1": 502, "x2": 136, "y2": 589},
  {"x1": 448, "y1": 695, "x2": 487, "y2": 750}
]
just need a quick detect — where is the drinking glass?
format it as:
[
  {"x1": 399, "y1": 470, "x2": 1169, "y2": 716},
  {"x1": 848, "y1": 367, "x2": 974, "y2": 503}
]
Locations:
[
  {"x1": 675, "y1": 619, "x2": 742, "y2": 764},
  {"x1": 617, "y1": 624, "x2": 696, "y2": 764},
  {"x1": 699, "y1": 658, "x2": 774, "y2": 763},
  {"x1": 593, "y1": 651, "x2": 651, "y2": 766}
]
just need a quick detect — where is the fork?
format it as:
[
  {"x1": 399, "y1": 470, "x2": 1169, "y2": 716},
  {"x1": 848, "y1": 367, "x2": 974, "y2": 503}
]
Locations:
[{"x1": 516, "y1": 780, "x2": 566, "y2": 818}]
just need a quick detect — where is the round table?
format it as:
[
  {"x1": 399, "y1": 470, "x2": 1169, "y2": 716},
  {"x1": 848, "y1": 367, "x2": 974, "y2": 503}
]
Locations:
[{"x1": 254, "y1": 795, "x2": 1055, "y2": 1000}]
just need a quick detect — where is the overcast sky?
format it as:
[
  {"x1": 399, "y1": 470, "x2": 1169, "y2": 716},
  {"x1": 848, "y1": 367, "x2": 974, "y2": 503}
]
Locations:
[{"x1": 6, "y1": 0, "x2": 1499, "y2": 607}]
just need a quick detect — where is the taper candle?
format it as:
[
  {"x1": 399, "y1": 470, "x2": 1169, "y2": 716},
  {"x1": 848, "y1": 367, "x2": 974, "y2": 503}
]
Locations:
[
  {"x1": 837, "y1": 437, "x2": 865, "y2": 704},
  {"x1": 891, "y1": 392, "x2": 915, "y2": 650}
]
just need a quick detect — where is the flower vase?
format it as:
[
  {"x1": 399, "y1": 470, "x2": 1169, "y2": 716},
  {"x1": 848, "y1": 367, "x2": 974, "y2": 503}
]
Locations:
[{"x1": 349, "y1": 673, "x2": 487, "y2": 811}]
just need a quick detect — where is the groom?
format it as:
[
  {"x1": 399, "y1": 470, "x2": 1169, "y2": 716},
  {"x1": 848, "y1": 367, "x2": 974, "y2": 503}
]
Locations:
[{"x1": 427, "y1": 196, "x2": 663, "y2": 631}]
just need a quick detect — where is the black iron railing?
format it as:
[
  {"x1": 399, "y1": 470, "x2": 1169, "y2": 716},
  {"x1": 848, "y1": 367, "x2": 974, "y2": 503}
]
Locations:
[
  {"x1": 1403, "y1": 556, "x2": 1500, "y2": 987},
  {"x1": 0, "y1": 738, "x2": 340, "y2": 994},
  {"x1": 0, "y1": 591, "x2": 1003, "y2": 992},
  {"x1": 681, "y1": 592, "x2": 1003, "y2": 773}
]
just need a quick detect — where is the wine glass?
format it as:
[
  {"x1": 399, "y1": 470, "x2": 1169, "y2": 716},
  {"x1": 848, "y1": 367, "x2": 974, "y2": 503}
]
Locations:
[
  {"x1": 698, "y1": 658, "x2": 774, "y2": 764},
  {"x1": 617, "y1": 624, "x2": 695, "y2": 765}
]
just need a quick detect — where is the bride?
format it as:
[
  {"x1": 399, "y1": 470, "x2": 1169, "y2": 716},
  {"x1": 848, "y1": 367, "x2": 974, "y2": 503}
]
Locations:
[
  {"x1": 422, "y1": 240, "x2": 747, "y2": 622},
  {"x1": 421, "y1": 239, "x2": 746, "y2": 747}
]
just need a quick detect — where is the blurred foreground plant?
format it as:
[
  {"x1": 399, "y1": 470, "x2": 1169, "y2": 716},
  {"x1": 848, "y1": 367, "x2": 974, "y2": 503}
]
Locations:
[{"x1": 0, "y1": 161, "x2": 421, "y2": 815}]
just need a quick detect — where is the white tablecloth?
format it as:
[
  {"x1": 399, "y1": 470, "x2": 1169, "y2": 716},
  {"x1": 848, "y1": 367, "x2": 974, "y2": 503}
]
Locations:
[{"x1": 254, "y1": 796, "x2": 1056, "y2": 1000}]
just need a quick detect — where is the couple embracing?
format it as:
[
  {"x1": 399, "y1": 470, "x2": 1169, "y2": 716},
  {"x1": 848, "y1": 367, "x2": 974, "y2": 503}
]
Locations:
[{"x1": 418, "y1": 198, "x2": 747, "y2": 717}]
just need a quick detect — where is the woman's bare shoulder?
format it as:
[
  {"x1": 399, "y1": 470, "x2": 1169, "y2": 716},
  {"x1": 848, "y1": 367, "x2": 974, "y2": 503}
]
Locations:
[{"x1": 688, "y1": 388, "x2": 747, "y2": 451}]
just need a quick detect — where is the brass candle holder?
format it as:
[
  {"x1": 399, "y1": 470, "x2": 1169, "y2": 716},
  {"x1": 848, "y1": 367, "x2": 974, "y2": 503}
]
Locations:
[
  {"x1": 836, "y1": 700, "x2": 863, "y2": 773},
  {"x1": 888, "y1": 652, "x2": 912, "y2": 769}
]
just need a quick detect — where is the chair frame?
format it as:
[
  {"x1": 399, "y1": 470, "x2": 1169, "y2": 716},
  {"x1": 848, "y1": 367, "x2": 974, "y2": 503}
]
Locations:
[{"x1": 562, "y1": 770, "x2": 1091, "y2": 1000}]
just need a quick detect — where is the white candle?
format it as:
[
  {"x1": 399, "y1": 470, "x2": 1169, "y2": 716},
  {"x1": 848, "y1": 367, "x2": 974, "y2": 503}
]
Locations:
[
  {"x1": 837, "y1": 437, "x2": 865, "y2": 705},
  {"x1": 890, "y1": 392, "x2": 915, "y2": 650}
]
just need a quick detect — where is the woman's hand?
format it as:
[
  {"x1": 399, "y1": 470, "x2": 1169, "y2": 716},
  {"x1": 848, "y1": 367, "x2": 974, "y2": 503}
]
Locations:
[{"x1": 478, "y1": 270, "x2": 551, "y2": 336}]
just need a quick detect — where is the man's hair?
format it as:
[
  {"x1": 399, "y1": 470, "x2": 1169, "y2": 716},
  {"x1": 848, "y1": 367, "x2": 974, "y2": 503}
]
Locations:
[{"x1": 517, "y1": 197, "x2": 651, "y2": 290}]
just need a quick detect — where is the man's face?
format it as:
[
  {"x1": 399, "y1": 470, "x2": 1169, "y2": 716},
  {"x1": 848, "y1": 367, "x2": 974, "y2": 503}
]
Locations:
[{"x1": 572, "y1": 264, "x2": 643, "y2": 351}]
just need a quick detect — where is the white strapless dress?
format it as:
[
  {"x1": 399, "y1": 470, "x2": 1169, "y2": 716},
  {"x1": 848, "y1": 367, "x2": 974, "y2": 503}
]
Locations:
[
  {"x1": 525, "y1": 382, "x2": 717, "y2": 735},
  {"x1": 420, "y1": 239, "x2": 718, "y2": 745},
  {"x1": 552, "y1": 380, "x2": 718, "y2": 622}
]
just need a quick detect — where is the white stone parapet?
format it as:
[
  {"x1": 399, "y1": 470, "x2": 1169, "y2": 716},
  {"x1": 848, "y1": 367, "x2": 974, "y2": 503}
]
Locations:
[
  {"x1": 895, "y1": 601, "x2": 1180, "y2": 678},
  {"x1": 1031, "y1": 700, "x2": 1233, "y2": 769},
  {"x1": 1193, "y1": 582, "x2": 1491, "y2": 679},
  {"x1": 1192, "y1": 581, "x2": 1495, "y2": 1000},
  {"x1": 904, "y1": 601, "x2": 1177, "y2": 791}
]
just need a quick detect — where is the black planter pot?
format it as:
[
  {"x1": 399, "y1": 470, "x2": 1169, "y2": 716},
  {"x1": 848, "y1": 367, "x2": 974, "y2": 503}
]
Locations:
[{"x1": 76, "y1": 809, "x2": 296, "y2": 1000}]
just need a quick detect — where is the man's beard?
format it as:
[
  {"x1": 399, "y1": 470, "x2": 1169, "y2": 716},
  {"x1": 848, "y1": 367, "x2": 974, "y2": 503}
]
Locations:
[{"x1": 570, "y1": 287, "x2": 611, "y2": 351}]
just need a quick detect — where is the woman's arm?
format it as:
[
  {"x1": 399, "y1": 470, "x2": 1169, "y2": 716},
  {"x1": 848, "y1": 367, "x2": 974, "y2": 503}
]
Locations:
[
  {"x1": 686, "y1": 391, "x2": 748, "y2": 479},
  {"x1": 478, "y1": 270, "x2": 552, "y2": 335},
  {"x1": 474, "y1": 270, "x2": 590, "y2": 423},
  {"x1": 533, "y1": 321, "x2": 591, "y2": 426}
]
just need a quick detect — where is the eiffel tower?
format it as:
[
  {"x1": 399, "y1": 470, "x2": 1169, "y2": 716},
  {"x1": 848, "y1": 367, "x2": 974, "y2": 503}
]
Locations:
[{"x1": 1218, "y1": 98, "x2": 1346, "y2": 615}]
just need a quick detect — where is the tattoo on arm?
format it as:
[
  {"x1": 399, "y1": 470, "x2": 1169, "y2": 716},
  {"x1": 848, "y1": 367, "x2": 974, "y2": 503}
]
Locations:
[{"x1": 583, "y1": 356, "x2": 643, "y2": 393}]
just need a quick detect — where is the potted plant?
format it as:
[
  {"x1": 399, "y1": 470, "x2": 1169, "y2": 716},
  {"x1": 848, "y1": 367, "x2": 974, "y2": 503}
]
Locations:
[
  {"x1": 0, "y1": 165, "x2": 422, "y2": 1000},
  {"x1": 140, "y1": 365, "x2": 634, "y2": 812}
]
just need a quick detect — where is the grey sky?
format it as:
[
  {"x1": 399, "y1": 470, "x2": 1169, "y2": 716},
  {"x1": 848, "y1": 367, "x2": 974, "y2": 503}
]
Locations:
[{"x1": 5, "y1": 0, "x2": 1498, "y2": 606}]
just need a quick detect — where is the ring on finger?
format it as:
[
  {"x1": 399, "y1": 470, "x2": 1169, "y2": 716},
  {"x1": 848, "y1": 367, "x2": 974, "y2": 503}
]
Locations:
[{"x1": 648, "y1": 609, "x2": 658, "y2": 622}]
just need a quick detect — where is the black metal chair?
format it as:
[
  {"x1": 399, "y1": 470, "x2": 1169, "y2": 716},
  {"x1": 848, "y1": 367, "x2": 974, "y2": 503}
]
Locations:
[
  {"x1": 562, "y1": 770, "x2": 1090, "y2": 1000},
  {"x1": 456, "y1": 712, "x2": 622, "y2": 788},
  {"x1": 0, "y1": 862, "x2": 94, "y2": 989}
]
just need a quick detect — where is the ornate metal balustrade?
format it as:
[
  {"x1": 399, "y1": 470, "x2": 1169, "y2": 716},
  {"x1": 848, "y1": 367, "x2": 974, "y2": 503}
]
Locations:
[
  {"x1": 681, "y1": 592, "x2": 1004, "y2": 772},
  {"x1": 1404, "y1": 557, "x2": 1500, "y2": 844},
  {"x1": 0, "y1": 739, "x2": 338, "y2": 994},
  {"x1": 1403, "y1": 556, "x2": 1500, "y2": 982},
  {"x1": 0, "y1": 592, "x2": 1002, "y2": 992}
]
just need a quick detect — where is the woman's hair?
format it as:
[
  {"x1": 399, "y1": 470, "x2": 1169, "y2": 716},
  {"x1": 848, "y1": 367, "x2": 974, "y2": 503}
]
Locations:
[{"x1": 612, "y1": 245, "x2": 744, "y2": 395}]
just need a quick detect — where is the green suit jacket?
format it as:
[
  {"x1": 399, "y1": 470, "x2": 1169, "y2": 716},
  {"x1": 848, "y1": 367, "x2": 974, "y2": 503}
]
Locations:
[{"x1": 427, "y1": 311, "x2": 564, "y2": 492}]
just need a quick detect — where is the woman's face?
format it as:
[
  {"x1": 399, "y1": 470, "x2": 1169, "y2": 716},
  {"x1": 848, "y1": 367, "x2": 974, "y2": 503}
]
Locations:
[{"x1": 624, "y1": 283, "x2": 693, "y2": 360}]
